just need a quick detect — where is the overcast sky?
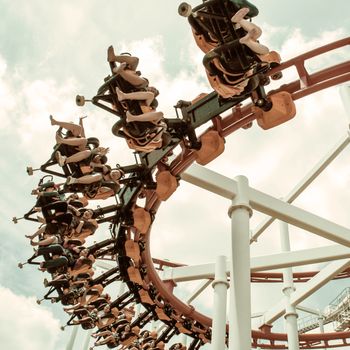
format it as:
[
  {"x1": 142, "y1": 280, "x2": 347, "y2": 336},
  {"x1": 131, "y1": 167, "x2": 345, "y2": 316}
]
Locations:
[{"x1": 0, "y1": 1, "x2": 349, "y2": 349}]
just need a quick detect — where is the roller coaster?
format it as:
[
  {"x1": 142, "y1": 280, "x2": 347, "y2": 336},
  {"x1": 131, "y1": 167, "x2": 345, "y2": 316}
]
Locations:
[{"x1": 14, "y1": 0, "x2": 350, "y2": 349}]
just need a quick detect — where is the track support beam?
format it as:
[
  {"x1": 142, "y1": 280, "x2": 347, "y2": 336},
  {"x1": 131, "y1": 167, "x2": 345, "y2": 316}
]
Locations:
[
  {"x1": 212, "y1": 255, "x2": 229, "y2": 350},
  {"x1": 182, "y1": 164, "x2": 350, "y2": 247},
  {"x1": 280, "y1": 221, "x2": 300, "y2": 350},
  {"x1": 228, "y1": 176, "x2": 252, "y2": 350}
]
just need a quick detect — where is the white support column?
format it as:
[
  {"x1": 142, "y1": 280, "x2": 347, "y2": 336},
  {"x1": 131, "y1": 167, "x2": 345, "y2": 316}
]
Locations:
[
  {"x1": 228, "y1": 176, "x2": 252, "y2": 350},
  {"x1": 212, "y1": 255, "x2": 229, "y2": 350},
  {"x1": 66, "y1": 325, "x2": 79, "y2": 350},
  {"x1": 262, "y1": 258, "x2": 350, "y2": 325},
  {"x1": 82, "y1": 329, "x2": 92, "y2": 350},
  {"x1": 318, "y1": 313, "x2": 325, "y2": 333},
  {"x1": 280, "y1": 221, "x2": 300, "y2": 350},
  {"x1": 317, "y1": 311, "x2": 325, "y2": 350}
]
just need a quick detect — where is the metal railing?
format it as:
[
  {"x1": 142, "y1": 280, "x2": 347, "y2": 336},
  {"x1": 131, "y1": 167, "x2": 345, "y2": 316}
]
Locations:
[{"x1": 298, "y1": 287, "x2": 350, "y2": 334}]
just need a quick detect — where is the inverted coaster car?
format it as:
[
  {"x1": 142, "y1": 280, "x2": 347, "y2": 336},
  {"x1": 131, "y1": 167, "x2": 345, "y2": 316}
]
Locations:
[
  {"x1": 179, "y1": 0, "x2": 282, "y2": 100},
  {"x1": 37, "y1": 128, "x2": 101, "y2": 179},
  {"x1": 77, "y1": 49, "x2": 170, "y2": 153}
]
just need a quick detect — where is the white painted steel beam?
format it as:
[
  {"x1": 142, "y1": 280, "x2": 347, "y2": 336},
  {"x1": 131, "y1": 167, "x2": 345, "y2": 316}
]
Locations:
[
  {"x1": 163, "y1": 263, "x2": 214, "y2": 282},
  {"x1": 181, "y1": 163, "x2": 237, "y2": 199},
  {"x1": 186, "y1": 279, "x2": 212, "y2": 304},
  {"x1": 181, "y1": 165, "x2": 236, "y2": 199},
  {"x1": 261, "y1": 258, "x2": 350, "y2": 325},
  {"x1": 250, "y1": 187, "x2": 350, "y2": 247},
  {"x1": 251, "y1": 244, "x2": 350, "y2": 272},
  {"x1": 296, "y1": 305, "x2": 326, "y2": 317},
  {"x1": 250, "y1": 133, "x2": 350, "y2": 243},
  {"x1": 162, "y1": 244, "x2": 350, "y2": 282},
  {"x1": 182, "y1": 164, "x2": 350, "y2": 247}
]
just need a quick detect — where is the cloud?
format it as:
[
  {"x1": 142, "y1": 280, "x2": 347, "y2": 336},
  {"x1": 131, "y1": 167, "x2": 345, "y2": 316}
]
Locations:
[
  {"x1": 0, "y1": 286, "x2": 62, "y2": 350},
  {"x1": 0, "y1": 56, "x2": 16, "y2": 130}
]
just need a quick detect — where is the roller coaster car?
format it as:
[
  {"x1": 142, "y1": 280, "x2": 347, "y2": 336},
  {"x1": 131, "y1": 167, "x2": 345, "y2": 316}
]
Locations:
[
  {"x1": 26, "y1": 244, "x2": 73, "y2": 276},
  {"x1": 40, "y1": 131, "x2": 100, "y2": 179},
  {"x1": 179, "y1": 0, "x2": 259, "y2": 49},
  {"x1": 41, "y1": 201, "x2": 73, "y2": 225},
  {"x1": 67, "y1": 309, "x2": 97, "y2": 329},
  {"x1": 179, "y1": 0, "x2": 281, "y2": 100},
  {"x1": 87, "y1": 62, "x2": 170, "y2": 153},
  {"x1": 60, "y1": 286, "x2": 85, "y2": 306},
  {"x1": 24, "y1": 179, "x2": 65, "y2": 222}
]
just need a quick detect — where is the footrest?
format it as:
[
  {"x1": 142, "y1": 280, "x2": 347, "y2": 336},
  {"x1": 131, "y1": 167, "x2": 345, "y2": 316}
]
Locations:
[
  {"x1": 156, "y1": 171, "x2": 178, "y2": 201},
  {"x1": 127, "y1": 266, "x2": 143, "y2": 285},
  {"x1": 155, "y1": 306, "x2": 171, "y2": 321},
  {"x1": 132, "y1": 207, "x2": 151, "y2": 234},
  {"x1": 254, "y1": 91, "x2": 296, "y2": 130},
  {"x1": 139, "y1": 289, "x2": 155, "y2": 305},
  {"x1": 125, "y1": 239, "x2": 141, "y2": 264},
  {"x1": 195, "y1": 130, "x2": 225, "y2": 165},
  {"x1": 175, "y1": 322, "x2": 192, "y2": 335}
]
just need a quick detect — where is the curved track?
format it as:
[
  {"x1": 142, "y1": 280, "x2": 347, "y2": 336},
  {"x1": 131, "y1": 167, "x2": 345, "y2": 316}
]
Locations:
[
  {"x1": 130, "y1": 38, "x2": 350, "y2": 349},
  {"x1": 20, "y1": 36, "x2": 350, "y2": 350}
]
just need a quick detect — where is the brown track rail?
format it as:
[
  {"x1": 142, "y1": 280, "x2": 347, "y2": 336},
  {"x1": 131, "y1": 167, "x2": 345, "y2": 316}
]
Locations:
[{"x1": 138, "y1": 37, "x2": 350, "y2": 348}]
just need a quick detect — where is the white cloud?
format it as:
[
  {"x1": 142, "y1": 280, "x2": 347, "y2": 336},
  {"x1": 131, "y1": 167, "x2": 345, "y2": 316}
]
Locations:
[
  {"x1": 0, "y1": 55, "x2": 16, "y2": 130},
  {"x1": 281, "y1": 28, "x2": 346, "y2": 61},
  {"x1": 0, "y1": 286, "x2": 62, "y2": 350},
  {"x1": 0, "y1": 53, "x2": 82, "y2": 166}
]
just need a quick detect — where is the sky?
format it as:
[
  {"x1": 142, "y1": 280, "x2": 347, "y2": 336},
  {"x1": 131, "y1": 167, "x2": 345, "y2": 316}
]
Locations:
[{"x1": 0, "y1": 0, "x2": 349, "y2": 349}]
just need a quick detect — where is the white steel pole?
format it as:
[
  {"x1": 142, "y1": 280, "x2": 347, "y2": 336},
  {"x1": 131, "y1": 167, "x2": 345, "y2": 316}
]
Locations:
[
  {"x1": 280, "y1": 220, "x2": 300, "y2": 350},
  {"x1": 228, "y1": 175, "x2": 252, "y2": 350},
  {"x1": 318, "y1": 314, "x2": 325, "y2": 333},
  {"x1": 82, "y1": 329, "x2": 92, "y2": 350},
  {"x1": 318, "y1": 311, "x2": 325, "y2": 350},
  {"x1": 66, "y1": 325, "x2": 79, "y2": 350},
  {"x1": 212, "y1": 255, "x2": 229, "y2": 350}
]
